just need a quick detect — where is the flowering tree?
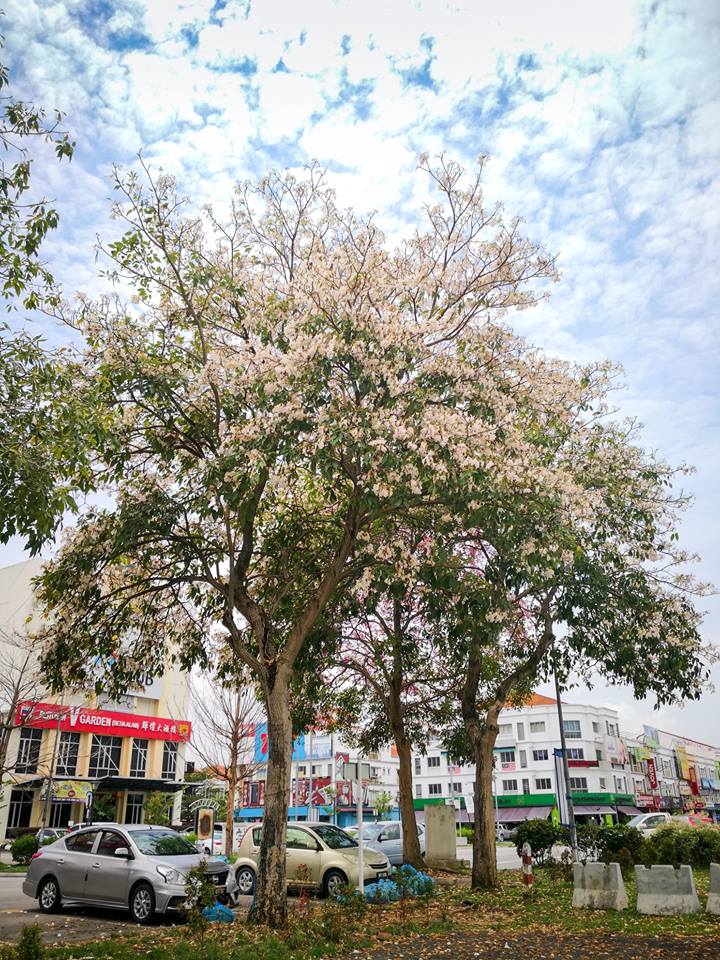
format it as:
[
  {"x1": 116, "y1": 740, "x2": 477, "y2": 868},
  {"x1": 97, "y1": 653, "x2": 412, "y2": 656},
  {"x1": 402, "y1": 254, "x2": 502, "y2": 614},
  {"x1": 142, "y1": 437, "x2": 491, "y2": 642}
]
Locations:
[
  {"x1": 32, "y1": 158, "x2": 565, "y2": 926},
  {"x1": 329, "y1": 533, "x2": 460, "y2": 867},
  {"x1": 439, "y1": 405, "x2": 713, "y2": 890}
]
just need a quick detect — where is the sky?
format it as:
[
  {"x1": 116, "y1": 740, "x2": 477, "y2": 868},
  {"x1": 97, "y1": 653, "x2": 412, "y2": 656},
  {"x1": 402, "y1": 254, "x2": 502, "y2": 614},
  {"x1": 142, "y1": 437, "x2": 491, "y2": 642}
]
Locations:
[{"x1": 2, "y1": 0, "x2": 719, "y2": 742}]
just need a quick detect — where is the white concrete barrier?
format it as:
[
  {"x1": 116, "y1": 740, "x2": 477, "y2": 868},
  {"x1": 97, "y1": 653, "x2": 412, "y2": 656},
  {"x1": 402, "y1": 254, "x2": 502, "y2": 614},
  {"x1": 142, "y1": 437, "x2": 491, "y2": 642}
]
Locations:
[
  {"x1": 707, "y1": 862, "x2": 720, "y2": 915},
  {"x1": 572, "y1": 862, "x2": 628, "y2": 910},
  {"x1": 635, "y1": 865, "x2": 701, "y2": 915}
]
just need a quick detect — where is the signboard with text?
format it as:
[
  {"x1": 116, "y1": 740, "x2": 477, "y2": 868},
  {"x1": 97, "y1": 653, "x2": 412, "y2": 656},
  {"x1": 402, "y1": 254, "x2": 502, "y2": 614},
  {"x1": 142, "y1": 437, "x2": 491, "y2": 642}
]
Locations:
[{"x1": 16, "y1": 701, "x2": 191, "y2": 742}]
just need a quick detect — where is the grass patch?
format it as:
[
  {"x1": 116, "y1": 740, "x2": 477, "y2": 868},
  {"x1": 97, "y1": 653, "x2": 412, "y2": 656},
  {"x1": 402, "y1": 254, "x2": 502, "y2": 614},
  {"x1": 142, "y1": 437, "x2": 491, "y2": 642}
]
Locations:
[
  {"x1": 2, "y1": 866, "x2": 717, "y2": 960},
  {"x1": 0, "y1": 862, "x2": 27, "y2": 873}
]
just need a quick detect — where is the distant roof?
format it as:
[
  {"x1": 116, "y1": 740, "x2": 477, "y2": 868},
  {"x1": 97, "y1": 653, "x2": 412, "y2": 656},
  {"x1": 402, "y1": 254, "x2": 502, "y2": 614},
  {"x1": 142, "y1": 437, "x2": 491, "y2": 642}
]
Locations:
[{"x1": 504, "y1": 692, "x2": 559, "y2": 708}]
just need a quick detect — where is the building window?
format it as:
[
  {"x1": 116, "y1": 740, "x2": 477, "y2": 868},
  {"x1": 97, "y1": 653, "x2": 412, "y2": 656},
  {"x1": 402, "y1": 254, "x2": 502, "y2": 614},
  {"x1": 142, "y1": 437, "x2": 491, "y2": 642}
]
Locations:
[
  {"x1": 452, "y1": 782, "x2": 462, "y2": 793},
  {"x1": 592, "y1": 722, "x2": 600, "y2": 734},
  {"x1": 516, "y1": 723, "x2": 525, "y2": 740},
  {"x1": 535, "y1": 778, "x2": 552, "y2": 791},
  {"x1": 522, "y1": 778, "x2": 530, "y2": 795},
  {"x1": 162, "y1": 742, "x2": 178, "y2": 779},
  {"x1": 56, "y1": 732, "x2": 80, "y2": 777},
  {"x1": 15, "y1": 727, "x2": 42, "y2": 773},
  {"x1": 498, "y1": 723, "x2": 512, "y2": 735},
  {"x1": 519, "y1": 750, "x2": 527, "y2": 768},
  {"x1": 532, "y1": 749, "x2": 548, "y2": 762},
  {"x1": 7, "y1": 789, "x2": 33, "y2": 829},
  {"x1": 569, "y1": 777, "x2": 588, "y2": 793},
  {"x1": 563, "y1": 720, "x2": 582, "y2": 740},
  {"x1": 415, "y1": 784, "x2": 422, "y2": 797},
  {"x1": 566, "y1": 748, "x2": 585, "y2": 760},
  {"x1": 599, "y1": 778, "x2": 606, "y2": 790},
  {"x1": 529, "y1": 721, "x2": 545, "y2": 733},
  {"x1": 126, "y1": 793, "x2": 144, "y2": 824},
  {"x1": 428, "y1": 783, "x2": 442, "y2": 796},
  {"x1": 88, "y1": 735, "x2": 122, "y2": 778},
  {"x1": 499, "y1": 750, "x2": 515, "y2": 765},
  {"x1": 427, "y1": 755, "x2": 441, "y2": 768},
  {"x1": 414, "y1": 757, "x2": 421, "y2": 775},
  {"x1": 606, "y1": 721, "x2": 619, "y2": 736},
  {"x1": 130, "y1": 739, "x2": 148, "y2": 778},
  {"x1": 502, "y1": 779, "x2": 518, "y2": 792},
  {"x1": 596, "y1": 749, "x2": 603, "y2": 761}
]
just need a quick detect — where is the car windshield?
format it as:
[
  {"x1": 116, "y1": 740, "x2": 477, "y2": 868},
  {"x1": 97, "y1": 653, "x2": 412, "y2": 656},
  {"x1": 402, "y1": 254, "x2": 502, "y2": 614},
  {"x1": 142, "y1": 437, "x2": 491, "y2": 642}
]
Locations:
[
  {"x1": 625, "y1": 815, "x2": 647, "y2": 828},
  {"x1": 129, "y1": 830, "x2": 198, "y2": 856},
  {"x1": 312, "y1": 824, "x2": 358, "y2": 849}
]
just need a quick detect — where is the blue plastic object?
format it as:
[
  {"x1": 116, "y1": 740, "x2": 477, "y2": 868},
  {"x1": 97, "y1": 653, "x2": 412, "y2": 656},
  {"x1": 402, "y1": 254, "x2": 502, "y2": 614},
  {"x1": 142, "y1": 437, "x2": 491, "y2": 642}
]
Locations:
[{"x1": 202, "y1": 901, "x2": 235, "y2": 923}]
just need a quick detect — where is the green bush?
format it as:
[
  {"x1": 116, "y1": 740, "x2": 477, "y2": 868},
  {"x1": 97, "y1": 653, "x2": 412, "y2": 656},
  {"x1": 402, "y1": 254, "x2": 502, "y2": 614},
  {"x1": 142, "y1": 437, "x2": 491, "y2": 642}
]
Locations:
[
  {"x1": 643, "y1": 825, "x2": 720, "y2": 867},
  {"x1": 10, "y1": 834, "x2": 38, "y2": 865},
  {"x1": 596, "y1": 824, "x2": 646, "y2": 863},
  {"x1": 14, "y1": 924, "x2": 43, "y2": 960},
  {"x1": 574, "y1": 823, "x2": 601, "y2": 864},
  {"x1": 513, "y1": 819, "x2": 566, "y2": 865}
]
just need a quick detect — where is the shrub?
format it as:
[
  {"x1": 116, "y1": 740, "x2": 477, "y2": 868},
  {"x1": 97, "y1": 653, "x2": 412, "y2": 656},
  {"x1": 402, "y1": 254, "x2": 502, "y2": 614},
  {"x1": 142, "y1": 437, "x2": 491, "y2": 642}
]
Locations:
[
  {"x1": 596, "y1": 824, "x2": 646, "y2": 864},
  {"x1": 574, "y1": 823, "x2": 601, "y2": 864},
  {"x1": 644, "y1": 824, "x2": 720, "y2": 867},
  {"x1": 15, "y1": 924, "x2": 43, "y2": 960},
  {"x1": 183, "y1": 863, "x2": 220, "y2": 931},
  {"x1": 10, "y1": 834, "x2": 38, "y2": 865},
  {"x1": 513, "y1": 819, "x2": 565, "y2": 865}
]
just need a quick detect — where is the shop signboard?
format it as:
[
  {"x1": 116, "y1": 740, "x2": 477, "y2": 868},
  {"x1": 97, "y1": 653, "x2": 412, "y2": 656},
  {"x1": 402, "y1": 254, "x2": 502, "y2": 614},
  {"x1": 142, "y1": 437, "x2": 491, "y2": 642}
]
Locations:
[
  {"x1": 254, "y1": 723, "x2": 305, "y2": 763},
  {"x1": 16, "y1": 701, "x2": 191, "y2": 741},
  {"x1": 688, "y1": 765, "x2": 699, "y2": 795},
  {"x1": 646, "y1": 758, "x2": 658, "y2": 789},
  {"x1": 39, "y1": 779, "x2": 93, "y2": 803}
]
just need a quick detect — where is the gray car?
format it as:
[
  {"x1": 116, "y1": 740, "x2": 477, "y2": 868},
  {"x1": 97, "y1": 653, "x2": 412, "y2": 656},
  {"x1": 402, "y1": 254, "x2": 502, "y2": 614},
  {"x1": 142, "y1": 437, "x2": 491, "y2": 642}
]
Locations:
[
  {"x1": 23, "y1": 823, "x2": 229, "y2": 923},
  {"x1": 356, "y1": 820, "x2": 425, "y2": 866}
]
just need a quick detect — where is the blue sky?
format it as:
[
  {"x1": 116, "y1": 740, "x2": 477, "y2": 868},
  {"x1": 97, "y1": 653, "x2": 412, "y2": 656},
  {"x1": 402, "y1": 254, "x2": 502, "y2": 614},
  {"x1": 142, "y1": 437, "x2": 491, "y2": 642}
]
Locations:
[{"x1": 3, "y1": 0, "x2": 719, "y2": 740}]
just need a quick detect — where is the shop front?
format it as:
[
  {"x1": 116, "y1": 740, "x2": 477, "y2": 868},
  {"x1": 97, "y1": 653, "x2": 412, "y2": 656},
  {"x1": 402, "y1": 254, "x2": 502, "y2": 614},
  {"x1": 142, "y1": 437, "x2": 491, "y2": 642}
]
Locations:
[{"x1": 3, "y1": 700, "x2": 191, "y2": 838}]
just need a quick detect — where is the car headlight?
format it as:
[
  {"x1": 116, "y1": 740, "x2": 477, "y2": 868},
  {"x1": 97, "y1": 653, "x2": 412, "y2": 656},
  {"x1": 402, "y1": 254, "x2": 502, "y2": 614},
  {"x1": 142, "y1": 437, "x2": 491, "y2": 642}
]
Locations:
[{"x1": 156, "y1": 865, "x2": 184, "y2": 884}]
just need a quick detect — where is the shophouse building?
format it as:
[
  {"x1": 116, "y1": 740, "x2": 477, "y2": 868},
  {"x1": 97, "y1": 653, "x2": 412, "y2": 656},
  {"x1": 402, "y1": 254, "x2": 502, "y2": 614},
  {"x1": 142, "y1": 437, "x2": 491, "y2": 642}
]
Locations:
[{"x1": 0, "y1": 559, "x2": 192, "y2": 841}]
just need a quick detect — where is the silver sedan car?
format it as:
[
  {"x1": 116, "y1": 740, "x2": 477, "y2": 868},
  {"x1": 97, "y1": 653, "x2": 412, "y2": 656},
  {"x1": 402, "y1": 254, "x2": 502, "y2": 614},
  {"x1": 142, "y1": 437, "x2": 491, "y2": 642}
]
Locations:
[{"x1": 23, "y1": 823, "x2": 230, "y2": 923}]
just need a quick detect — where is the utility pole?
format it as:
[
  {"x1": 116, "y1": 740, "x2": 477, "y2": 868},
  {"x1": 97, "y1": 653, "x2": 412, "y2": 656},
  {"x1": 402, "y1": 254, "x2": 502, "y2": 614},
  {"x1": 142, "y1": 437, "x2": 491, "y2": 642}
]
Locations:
[{"x1": 553, "y1": 663, "x2": 578, "y2": 859}]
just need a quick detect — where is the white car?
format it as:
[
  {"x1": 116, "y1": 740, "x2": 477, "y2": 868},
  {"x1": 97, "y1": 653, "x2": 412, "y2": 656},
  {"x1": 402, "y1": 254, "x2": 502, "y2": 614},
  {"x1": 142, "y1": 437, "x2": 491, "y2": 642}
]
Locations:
[
  {"x1": 624, "y1": 812, "x2": 672, "y2": 834},
  {"x1": 195, "y1": 823, "x2": 244, "y2": 855}
]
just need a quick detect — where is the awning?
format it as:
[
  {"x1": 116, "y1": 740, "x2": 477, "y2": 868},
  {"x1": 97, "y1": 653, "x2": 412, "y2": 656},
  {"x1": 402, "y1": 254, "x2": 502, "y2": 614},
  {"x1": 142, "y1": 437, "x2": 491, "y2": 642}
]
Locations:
[
  {"x1": 616, "y1": 805, "x2": 642, "y2": 816},
  {"x1": 494, "y1": 806, "x2": 552, "y2": 823},
  {"x1": 574, "y1": 805, "x2": 616, "y2": 815}
]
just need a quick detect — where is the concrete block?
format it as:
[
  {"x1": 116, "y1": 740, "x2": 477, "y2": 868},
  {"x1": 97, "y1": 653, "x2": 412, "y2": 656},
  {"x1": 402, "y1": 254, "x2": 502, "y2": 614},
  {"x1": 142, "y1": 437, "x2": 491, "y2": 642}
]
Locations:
[
  {"x1": 707, "y1": 862, "x2": 720, "y2": 915},
  {"x1": 572, "y1": 862, "x2": 628, "y2": 910},
  {"x1": 635, "y1": 865, "x2": 701, "y2": 915},
  {"x1": 424, "y1": 805, "x2": 458, "y2": 867}
]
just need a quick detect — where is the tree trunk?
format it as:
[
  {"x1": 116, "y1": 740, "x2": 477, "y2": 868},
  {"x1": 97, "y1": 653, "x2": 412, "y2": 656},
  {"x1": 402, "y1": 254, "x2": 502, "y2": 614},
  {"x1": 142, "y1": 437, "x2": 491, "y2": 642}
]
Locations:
[
  {"x1": 249, "y1": 677, "x2": 292, "y2": 928},
  {"x1": 225, "y1": 757, "x2": 237, "y2": 858},
  {"x1": 394, "y1": 733, "x2": 424, "y2": 867},
  {"x1": 471, "y1": 708, "x2": 500, "y2": 890}
]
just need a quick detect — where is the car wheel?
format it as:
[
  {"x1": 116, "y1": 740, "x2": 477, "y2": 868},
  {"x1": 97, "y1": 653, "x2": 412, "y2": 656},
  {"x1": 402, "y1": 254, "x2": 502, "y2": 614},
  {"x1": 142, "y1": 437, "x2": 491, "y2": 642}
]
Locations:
[
  {"x1": 322, "y1": 869, "x2": 347, "y2": 899},
  {"x1": 235, "y1": 865, "x2": 256, "y2": 896},
  {"x1": 129, "y1": 882, "x2": 156, "y2": 924},
  {"x1": 38, "y1": 876, "x2": 61, "y2": 913}
]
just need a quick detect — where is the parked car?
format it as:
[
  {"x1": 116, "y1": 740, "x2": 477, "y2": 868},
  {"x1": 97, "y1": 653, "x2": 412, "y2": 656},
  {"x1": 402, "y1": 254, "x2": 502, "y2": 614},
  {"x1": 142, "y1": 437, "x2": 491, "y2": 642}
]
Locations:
[
  {"x1": 624, "y1": 812, "x2": 672, "y2": 833},
  {"x1": 231, "y1": 822, "x2": 390, "y2": 899},
  {"x1": 194, "y1": 822, "x2": 245, "y2": 856},
  {"x1": 36, "y1": 828, "x2": 68, "y2": 845},
  {"x1": 671, "y1": 813, "x2": 718, "y2": 828},
  {"x1": 495, "y1": 823, "x2": 517, "y2": 842},
  {"x1": 23, "y1": 823, "x2": 230, "y2": 923},
  {"x1": 354, "y1": 820, "x2": 426, "y2": 866}
]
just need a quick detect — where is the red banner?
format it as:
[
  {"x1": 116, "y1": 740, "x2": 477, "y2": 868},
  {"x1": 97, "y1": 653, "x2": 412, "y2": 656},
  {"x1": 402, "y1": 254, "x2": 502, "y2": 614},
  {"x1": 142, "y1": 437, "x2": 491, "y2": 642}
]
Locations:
[
  {"x1": 688, "y1": 765, "x2": 699, "y2": 796},
  {"x1": 16, "y1": 701, "x2": 191, "y2": 742},
  {"x1": 646, "y1": 758, "x2": 658, "y2": 789}
]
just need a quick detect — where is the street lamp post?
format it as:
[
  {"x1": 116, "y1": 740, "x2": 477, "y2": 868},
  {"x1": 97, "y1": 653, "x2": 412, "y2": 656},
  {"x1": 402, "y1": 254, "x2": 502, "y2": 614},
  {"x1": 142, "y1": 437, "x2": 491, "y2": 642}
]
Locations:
[{"x1": 553, "y1": 663, "x2": 578, "y2": 859}]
